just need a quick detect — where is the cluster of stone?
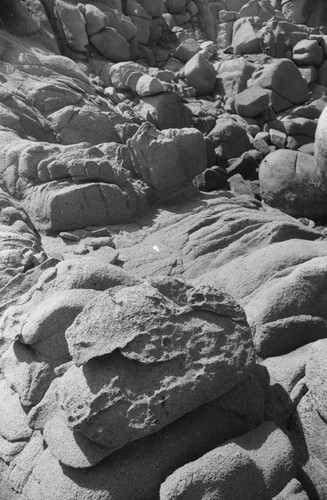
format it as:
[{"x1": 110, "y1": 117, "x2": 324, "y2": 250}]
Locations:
[{"x1": 0, "y1": 0, "x2": 327, "y2": 499}]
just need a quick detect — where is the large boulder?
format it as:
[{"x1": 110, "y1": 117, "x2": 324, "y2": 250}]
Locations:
[
  {"x1": 174, "y1": 38, "x2": 200, "y2": 62},
  {"x1": 259, "y1": 149, "x2": 327, "y2": 217},
  {"x1": 281, "y1": 0, "x2": 327, "y2": 27},
  {"x1": 136, "y1": 92, "x2": 193, "y2": 130},
  {"x1": 215, "y1": 57, "x2": 256, "y2": 98},
  {"x1": 293, "y1": 39, "x2": 324, "y2": 67},
  {"x1": 54, "y1": 0, "x2": 88, "y2": 52},
  {"x1": 249, "y1": 59, "x2": 309, "y2": 111},
  {"x1": 243, "y1": 256, "x2": 327, "y2": 357},
  {"x1": 209, "y1": 118, "x2": 251, "y2": 160},
  {"x1": 24, "y1": 277, "x2": 254, "y2": 470},
  {"x1": 127, "y1": 122, "x2": 207, "y2": 193},
  {"x1": 160, "y1": 422, "x2": 296, "y2": 499},
  {"x1": 184, "y1": 53, "x2": 216, "y2": 96},
  {"x1": 90, "y1": 27, "x2": 130, "y2": 62},
  {"x1": 0, "y1": 189, "x2": 46, "y2": 290},
  {"x1": 84, "y1": 4, "x2": 108, "y2": 37},
  {"x1": 235, "y1": 86, "x2": 271, "y2": 117},
  {"x1": 16, "y1": 399, "x2": 261, "y2": 499},
  {"x1": 48, "y1": 105, "x2": 128, "y2": 145},
  {"x1": 232, "y1": 17, "x2": 261, "y2": 56},
  {"x1": 217, "y1": 10, "x2": 239, "y2": 50}
]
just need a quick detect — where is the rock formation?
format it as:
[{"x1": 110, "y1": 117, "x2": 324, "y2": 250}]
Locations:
[{"x1": 1, "y1": 0, "x2": 327, "y2": 499}]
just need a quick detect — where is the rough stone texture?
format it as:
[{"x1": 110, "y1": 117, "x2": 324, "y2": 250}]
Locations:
[
  {"x1": 54, "y1": 0, "x2": 88, "y2": 53},
  {"x1": 306, "y1": 339, "x2": 327, "y2": 421},
  {"x1": 273, "y1": 479, "x2": 309, "y2": 500},
  {"x1": 0, "y1": 288, "x2": 101, "y2": 405},
  {"x1": 20, "y1": 400, "x2": 261, "y2": 500},
  {"x1": 30, "y1": 278, "x2": 254, "y2": 454},
  {"x1": 116, "y1": 194, "x2": 327, "y2": 361},
  {"x1": 0, "y1": 255, "x2": 140, "y2": 339},
  {"x1": 0, "y1": 380, "x2": 33, "y2": 443},
  {"x1": 193, "y1": 166, "x2": 228, "y2": 191},
  {"x1": 240, "y1": 0, "x2": 275, "y2": 21},
  {"x1": 127, "y1": 122, "x2": 207, "y2": 193},
  {"x1": 1, "y1": 2, "x2": 327, "y2": 499},
  {"x1": 291, "y1": 392, "x2": 327, "y2": 499}
]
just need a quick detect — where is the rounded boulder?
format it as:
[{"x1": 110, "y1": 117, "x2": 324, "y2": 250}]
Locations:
[{"x1": 259, "y1": 149, "x2": 327, "y2": 217}]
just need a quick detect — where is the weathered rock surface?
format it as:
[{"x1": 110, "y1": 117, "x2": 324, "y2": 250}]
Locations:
[
  {"x1": 2, "y1": 1, "x2": 327, "y2": 499},
  {"x1": 127, "y1": 122, "x2": 207, "y2": 193},
  {"x1": 31, "y1": 279, "x2": 253, "y2": 452}
]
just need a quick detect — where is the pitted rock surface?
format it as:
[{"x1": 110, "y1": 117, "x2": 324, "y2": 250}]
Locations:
[{"x1": 1, "y1": 0, "x2": 327, "y2": 499}]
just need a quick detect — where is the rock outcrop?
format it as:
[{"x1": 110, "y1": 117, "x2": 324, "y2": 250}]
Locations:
[{"x1": 1, "y1": 0, "x2": 327, "y2": 499}]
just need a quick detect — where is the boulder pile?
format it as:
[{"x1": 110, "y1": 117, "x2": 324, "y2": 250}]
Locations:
[{"x1": 1, "y1": 0, "x2": 327, "y2": 499}]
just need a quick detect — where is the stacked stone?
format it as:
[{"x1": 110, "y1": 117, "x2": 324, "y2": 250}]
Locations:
[{"x1": 2, "y1": 1, "x2": 327, "y2": 497}]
